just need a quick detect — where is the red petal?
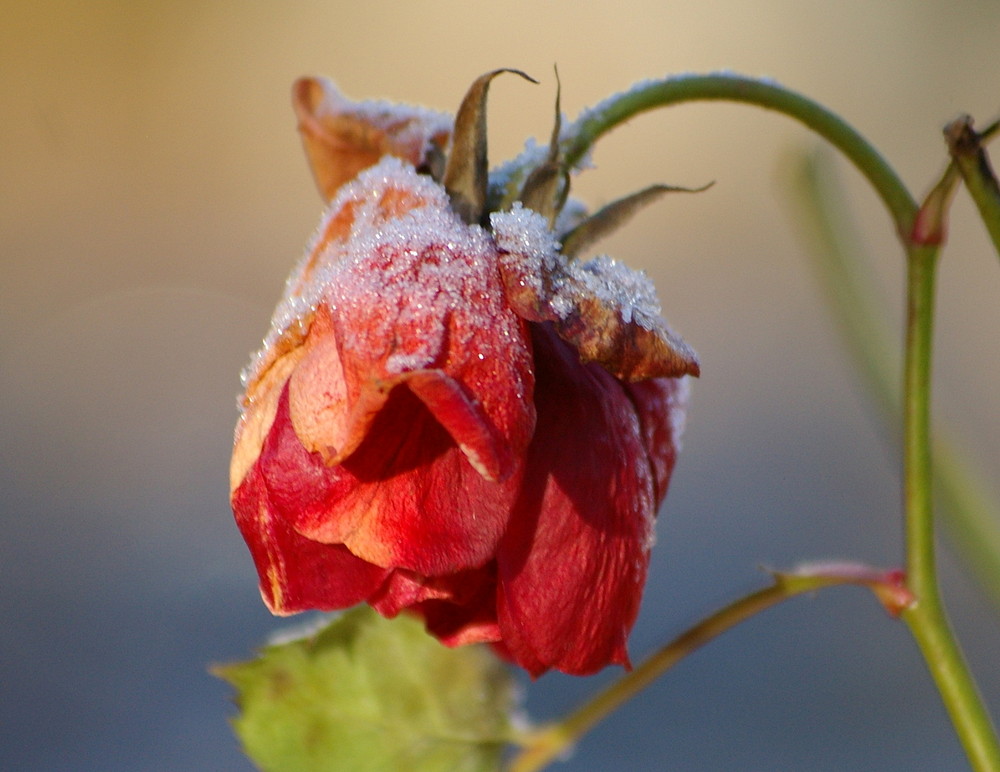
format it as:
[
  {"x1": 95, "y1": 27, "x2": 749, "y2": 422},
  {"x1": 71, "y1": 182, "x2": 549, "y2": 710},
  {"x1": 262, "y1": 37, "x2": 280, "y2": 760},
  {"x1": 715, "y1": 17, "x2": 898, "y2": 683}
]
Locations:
[
  {"x1": 496, "y1": 323, "x2": 680, "y2": 676},
  {"x1": 369, "y1": 565, "x2": 501, "y2": 646},
  {"x1": 624, "y1": 377, "x2": 688, "y2": 506},
  {"x1": 260, "y1": 380, "x2": 520, "y2": 575},
  {"x1": 402, "y1": 369, "x2": 514, "y2": 482},
  {"x1": 230, "y1": 460, "x2": 388, "y2": 614},
  {"x1": 284, "y1": 164, "x2": 537, "y2": 478}
]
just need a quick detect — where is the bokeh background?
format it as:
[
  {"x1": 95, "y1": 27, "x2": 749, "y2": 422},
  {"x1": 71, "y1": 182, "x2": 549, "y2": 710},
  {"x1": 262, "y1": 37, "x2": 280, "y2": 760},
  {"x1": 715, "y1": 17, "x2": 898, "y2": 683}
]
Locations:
[{"x1": 3, "y1": 2, "x2": 999, "y2": 770}]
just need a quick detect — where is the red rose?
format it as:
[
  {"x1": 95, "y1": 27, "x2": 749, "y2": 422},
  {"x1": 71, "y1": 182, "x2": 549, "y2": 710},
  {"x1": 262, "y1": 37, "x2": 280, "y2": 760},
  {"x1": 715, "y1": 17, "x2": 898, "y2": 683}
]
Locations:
[{"x1": 230, "y1": 72, "x2": 698, "y2": 676}]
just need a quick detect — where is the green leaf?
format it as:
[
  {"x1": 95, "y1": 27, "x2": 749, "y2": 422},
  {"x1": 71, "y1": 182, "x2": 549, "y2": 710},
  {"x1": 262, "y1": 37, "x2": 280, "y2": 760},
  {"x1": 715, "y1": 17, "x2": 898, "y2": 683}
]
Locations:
[{"x1": 215, "y1": 607, "x2": 516, "y2": 772}]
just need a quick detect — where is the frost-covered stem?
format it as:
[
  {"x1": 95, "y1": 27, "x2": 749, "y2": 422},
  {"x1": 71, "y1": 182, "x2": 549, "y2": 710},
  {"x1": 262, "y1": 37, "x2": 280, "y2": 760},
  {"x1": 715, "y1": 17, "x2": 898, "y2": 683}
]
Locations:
[
  {"x1": 899, "y1": 243, "x2": 1000, "y2": 772},
  {"x1": 561, "y1": 74, "x2": 916, "y2": 239},
  {"x1": 508, "y1": 569, "x2": 908, "y2": 772}
]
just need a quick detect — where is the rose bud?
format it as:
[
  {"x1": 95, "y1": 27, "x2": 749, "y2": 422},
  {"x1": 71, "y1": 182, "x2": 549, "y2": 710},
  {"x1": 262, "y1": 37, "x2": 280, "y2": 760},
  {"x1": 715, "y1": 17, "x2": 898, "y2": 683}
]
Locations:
[{"x1": 230, "y1": 71, "x2": 699, "y2": 677}]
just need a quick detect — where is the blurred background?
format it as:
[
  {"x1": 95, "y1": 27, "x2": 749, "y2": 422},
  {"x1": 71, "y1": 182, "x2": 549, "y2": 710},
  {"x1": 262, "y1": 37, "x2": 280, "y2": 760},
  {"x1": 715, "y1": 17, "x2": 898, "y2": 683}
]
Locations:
[{"x1": 2, "y1": 2, "x2": 999, "y2": 770}]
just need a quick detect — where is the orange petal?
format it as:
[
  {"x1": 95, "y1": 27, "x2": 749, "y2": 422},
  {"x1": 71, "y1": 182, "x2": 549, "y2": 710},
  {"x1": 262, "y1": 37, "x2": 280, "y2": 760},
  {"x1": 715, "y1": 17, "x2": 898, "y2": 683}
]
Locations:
[
  {"x1": 292, "y1": 77, "x2": 452, "y2": 201},
  {"x1": 230, "y1": 343, "x2": 307, "y2": 493},
  {"x1": 287, "y1": 305, "x2": 388, "y2": 466}
]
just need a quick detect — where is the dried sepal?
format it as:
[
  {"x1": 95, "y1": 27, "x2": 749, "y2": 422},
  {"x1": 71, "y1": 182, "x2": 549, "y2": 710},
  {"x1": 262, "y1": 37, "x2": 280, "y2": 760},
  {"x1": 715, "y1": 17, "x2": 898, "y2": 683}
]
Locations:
[
  {"x1": 557, "y1": 288, "x2": 700, "y2": 380},
  {"x1": 518, "y1": 162, "x2": 569, "y2": 226},
  {"x1": 517, "y1": 68, "x2": 569, "y2": 226},
  {"x1": 444, "y1": 69, "x2": 537, "y2": 224},
  {"x1": 561, "y1": 182, "x2": 713, "y2": 258}
]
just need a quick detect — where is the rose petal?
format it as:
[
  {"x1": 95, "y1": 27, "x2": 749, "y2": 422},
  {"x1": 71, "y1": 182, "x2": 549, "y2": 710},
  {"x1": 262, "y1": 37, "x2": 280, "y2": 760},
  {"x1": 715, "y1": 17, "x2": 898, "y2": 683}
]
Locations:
[
  {"x1": 231, "y1": 460, "x2": 389, "y2": 614},
  {"x1": 230, "y1": 343, "x2": 308, "y2": 493},
  {"x1": 292, "y1": 77, "x2": 452, "y2": 201},
  {"x1": 288, "y1": 308, "x2": 519, "y2": 481},
  {"x1": 417, "y1": 593, "x2": 501, "y2": 647},
  {"x1": 285, "y1": 161, "x2": 536, "y2": 476},
  {"x1": 624, "y1": 376, "x2": 689, "y2": 505},
  {"x1": 492, "y1": 205, "x2": 700, "y2": 380},
  {"x1": 260, "y1": 381, "x2": 520, "y2": 576},
  {"x1": 369, "y1": 566, "x2": 501, "y2": 646},
  {"x1": 496, "y1": 324, "x2": 675, "y2": 676},
  {"x1": 401, "y1": 368, "x2": 514, "y2": 482}
]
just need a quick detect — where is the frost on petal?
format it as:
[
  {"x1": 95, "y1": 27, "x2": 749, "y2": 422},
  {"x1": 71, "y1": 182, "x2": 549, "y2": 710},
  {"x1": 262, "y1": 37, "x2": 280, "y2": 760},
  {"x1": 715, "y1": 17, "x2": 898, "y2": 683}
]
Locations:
[
  {"x1": 496, "y1": 324, "x2": 667, "y2": 677},
  {"x1": 293, "y1": 77, "x2": 452, "y2": 201},
  {"x1": 492, "y1": 205, "x2": 699, "y2": 381},
  {"x1": 243, "y1": 159, "x2": 535, "y2": 481},
  {"x1": 230, "y1": 459, "x2": 389, "y2": 615}
]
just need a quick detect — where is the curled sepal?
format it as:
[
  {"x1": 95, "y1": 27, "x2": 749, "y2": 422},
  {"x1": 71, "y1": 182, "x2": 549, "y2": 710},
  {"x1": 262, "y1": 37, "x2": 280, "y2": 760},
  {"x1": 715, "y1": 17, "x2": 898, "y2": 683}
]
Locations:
[
  {"x1": 214, "y1": 607, "x2": 515, "y2": 771},
  {"x1": 518, "y1": 163, "x2": 569, "y2": 228},
  {"x1": 773, "y1": 561, "x2": 915, "y2": 617},
  {"x1": 517, "y1": 68, "x2": 570, "y2": 226},
  {"x1": 292, "y1": 77, "x2": 452, "y2": 201},
  {"x1": 561, "y1": 182, "x2": 713, "y2": 259},
  {"x1": 492, "y1": 205, "x2": 699, "y2": 380},
  {"x1": 444, "y1": 69, "x2": 537, "y2": 224}
]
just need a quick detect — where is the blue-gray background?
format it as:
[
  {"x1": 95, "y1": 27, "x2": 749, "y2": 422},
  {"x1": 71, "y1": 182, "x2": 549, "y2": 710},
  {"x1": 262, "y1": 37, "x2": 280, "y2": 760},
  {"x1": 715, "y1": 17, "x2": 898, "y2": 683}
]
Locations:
[{"x1": 2, "y1": 2, "x2": 999, "y2": 770}]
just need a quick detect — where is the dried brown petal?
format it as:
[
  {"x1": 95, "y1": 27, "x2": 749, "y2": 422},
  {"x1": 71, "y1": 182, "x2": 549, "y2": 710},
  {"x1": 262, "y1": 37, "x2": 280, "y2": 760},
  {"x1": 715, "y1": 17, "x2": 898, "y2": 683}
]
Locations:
[
  {"x1": 493, "y1": 206, "x2": 699, "y2": 381},
  {"x1": 292, "y1": 77, "x2": 451, "y2": 201}
]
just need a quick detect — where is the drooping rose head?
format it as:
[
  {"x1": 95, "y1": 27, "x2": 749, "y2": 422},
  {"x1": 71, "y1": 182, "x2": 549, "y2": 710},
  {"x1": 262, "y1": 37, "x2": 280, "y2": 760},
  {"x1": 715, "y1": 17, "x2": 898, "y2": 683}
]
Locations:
[{"x1": 230, "y1": 71, "x2": 699, "y2": 677}]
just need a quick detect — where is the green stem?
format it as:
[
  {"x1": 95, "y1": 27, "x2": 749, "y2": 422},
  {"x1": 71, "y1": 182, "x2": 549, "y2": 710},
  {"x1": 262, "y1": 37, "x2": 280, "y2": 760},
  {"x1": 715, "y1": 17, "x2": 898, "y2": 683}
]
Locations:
[
  {"x1": 900, "y1": 243, "x2": 1000, "y2": 771},
  {"x1": 945, "y1": 117, "x2": 1000, "y2": 254},
  {"x1": 550, "y1": 73, "x2": 1000, "y2": 770},
  {"x1": 561, "y1": 73, "x2": 917, "y2": 238},
  {"x1": 945, "y1": 117, "x2": 1000, "y2": 260},
  {"x1": 509, "y1": 568, "x2": 911, "y2": 772},
  {"x1": 789, "y1": 149, "x2": 1000, "y2": 611}
]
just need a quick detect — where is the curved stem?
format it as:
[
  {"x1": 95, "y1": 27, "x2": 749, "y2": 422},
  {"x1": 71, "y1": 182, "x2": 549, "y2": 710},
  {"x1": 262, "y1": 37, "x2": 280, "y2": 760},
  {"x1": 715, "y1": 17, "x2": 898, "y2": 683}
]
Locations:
[
  {"x1": 509, "y1": 567, "x2": 911, "y2": 772},
  {"x1": 791, "y1": 148, "x2": 1000, "y2": 768},
  {"x1": 789, "y1": 149, "x2": 1000, "y2": 611},
  {"x1": 561, "y1": 73, "x2": 917, "y2": 238},
  {"x1": 547, "y1": 73, "x2": 1000, "y2": 770},
  {"x1": 900, "y1": 243, "x2": 1000, "y2": 771}
]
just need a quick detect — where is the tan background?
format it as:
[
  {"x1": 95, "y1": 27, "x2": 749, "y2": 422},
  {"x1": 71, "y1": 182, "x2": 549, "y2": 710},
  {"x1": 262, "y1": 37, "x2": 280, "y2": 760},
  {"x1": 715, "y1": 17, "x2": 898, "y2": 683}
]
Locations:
[{"x1": 2, "y1": 2, "x2": 999, "y2": 769}]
